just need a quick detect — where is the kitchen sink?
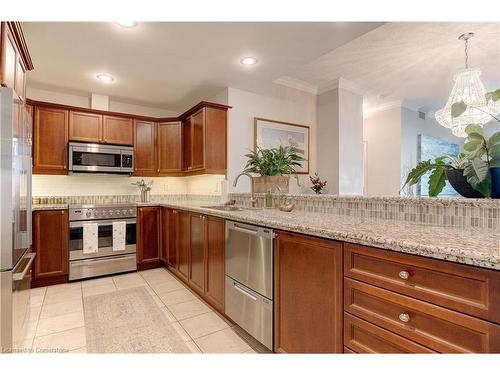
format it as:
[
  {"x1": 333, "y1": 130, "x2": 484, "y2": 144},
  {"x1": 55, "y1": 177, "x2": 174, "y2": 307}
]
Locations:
[{"x1": 201, "y1": 205, "x2": 245, "y2": 211}]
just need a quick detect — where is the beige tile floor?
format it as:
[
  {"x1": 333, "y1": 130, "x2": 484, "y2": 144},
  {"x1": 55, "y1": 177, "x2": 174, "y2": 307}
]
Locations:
[{"x1": 17, "y1": 268, "x2": 259, "y2": 354}]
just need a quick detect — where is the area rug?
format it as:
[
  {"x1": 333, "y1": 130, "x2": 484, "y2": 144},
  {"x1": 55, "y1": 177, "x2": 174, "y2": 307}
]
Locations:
[{"x1": 83, "y1": 286, "x2": 191, "y2": 353}]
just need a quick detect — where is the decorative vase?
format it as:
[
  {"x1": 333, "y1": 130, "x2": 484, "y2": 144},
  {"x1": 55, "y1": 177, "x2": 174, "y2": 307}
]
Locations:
[
  {"x1": 445, "y1": 169, "x2": 484, "y2": 198},
  {"x1": 490, "y1": 167, "x2": 500, "y2": 199},
  {"x1": 253, "y1": 175, "x2": 290, "y2": 193}
]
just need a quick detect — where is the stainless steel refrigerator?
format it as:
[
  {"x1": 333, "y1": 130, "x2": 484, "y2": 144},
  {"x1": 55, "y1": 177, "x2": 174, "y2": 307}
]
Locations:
[{"x1": 0, "y1": 87, "x2": 35, "y2": 353}]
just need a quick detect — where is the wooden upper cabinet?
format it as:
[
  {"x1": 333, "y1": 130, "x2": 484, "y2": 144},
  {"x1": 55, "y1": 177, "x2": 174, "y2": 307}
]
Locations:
[
  {"x1": 33, "y1": 107, "x2": 69, "y2": 174},
  {"x1": 134, "y1": 120, "x2": 157, "y2": 175},
  {"x1": 137, "y1": 207, "x2": 161, "y2": 270},
  {"x1": 103, "y1": 115, "x2": 133, "y2": 145},
  {"x1": 182, "y1": 105, "x2": 228, "y2": 173},
  {"x1": 204, "y1": 107, "x2": 227, "y2": 172},
  {"x1": 14, "y1": 56, "x2": 26, "y2": 101},
  {"x1": 157, "y1": 121, "x2": 182, "y2": 174},
  {"x1": 204, "y1": 215, "x2": 225, "y2": 313},
  {"x1": 1, "y1": 22, "x2": 33, "y2": 100},
  {"x1": 1, "y1": 24, "x2": 17, "y2": 90},
  {"x1": 32, "y1": 210, "x2": 68, "y2": 285},
  {"x1": 182, "y1": 117, "x2": 192, "y2": 170},
  {"x1": 191, "y1": 109, "x2": 205, "y2": 170},
  {"x1": 274, "y1": 231, "x2": 344, "y2": 353},
  {"x1": 69, "y1": 111, "x2": 102, "y2": 143}
]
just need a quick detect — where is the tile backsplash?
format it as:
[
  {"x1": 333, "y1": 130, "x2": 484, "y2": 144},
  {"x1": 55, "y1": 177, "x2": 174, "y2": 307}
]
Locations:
[
  {"x1": 32, "y1": 174, "x2": 226, "y2": 197},
  {"x1": 230, "y1": 193, "x2": 500, "y2": 230}
]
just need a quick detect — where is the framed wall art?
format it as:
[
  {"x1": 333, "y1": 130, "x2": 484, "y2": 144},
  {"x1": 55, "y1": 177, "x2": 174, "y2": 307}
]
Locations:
[{"x1": 254, "y1": 117, "x2": 310, "y2": 174}]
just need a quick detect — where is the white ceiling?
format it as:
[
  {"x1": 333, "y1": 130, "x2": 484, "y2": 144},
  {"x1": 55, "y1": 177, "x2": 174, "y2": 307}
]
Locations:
[
  {"x1": 22, "y1": 22, "x2": 382, "y2": 111},
  {"x1": 283, "y1": 22, "x2": 500, "y2": 113}
]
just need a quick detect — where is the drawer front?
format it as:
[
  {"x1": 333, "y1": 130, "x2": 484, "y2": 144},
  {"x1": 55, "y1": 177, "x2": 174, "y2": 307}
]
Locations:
[
  {"x1": 344, "y1": 243, "x2": 500, "y2": 324},
  {"x1": 344, "y1": 312, "x2": 435, "y2": 353},
  {"x1": 344, "y1": 278, "x2": 500, "y2": 353}
]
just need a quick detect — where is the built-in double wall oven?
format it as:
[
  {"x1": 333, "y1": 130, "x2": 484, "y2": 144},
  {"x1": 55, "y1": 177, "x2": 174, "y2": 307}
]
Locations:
[{"x1": 68, "y1": 204, "x2": 137, "y2": 280}]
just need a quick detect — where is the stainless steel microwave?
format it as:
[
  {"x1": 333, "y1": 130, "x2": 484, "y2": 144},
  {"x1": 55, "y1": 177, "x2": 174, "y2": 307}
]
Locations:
[{"x1": 69, "y1": 142, "x2": 134, "y2": 173}]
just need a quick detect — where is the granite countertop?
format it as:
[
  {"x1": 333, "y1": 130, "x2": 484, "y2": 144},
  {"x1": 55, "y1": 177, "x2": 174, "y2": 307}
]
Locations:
[
  {"x1": 137, "y1": 200, "x2": 500, "y2": 271},
  {"x1": 32, "y1": 203, "x2": 69, "y2": 211},
  {"x1": 32, "y1": 200, "x2": 500, "y2": 270}
]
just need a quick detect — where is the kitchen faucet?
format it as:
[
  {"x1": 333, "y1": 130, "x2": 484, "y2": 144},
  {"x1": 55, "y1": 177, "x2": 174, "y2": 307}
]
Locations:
[{"x1": 233, "y1": 172, "x2": 258, "y2": 207}]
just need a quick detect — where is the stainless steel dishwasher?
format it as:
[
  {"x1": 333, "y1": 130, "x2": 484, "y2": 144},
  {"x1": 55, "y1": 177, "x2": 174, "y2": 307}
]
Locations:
[{"x1": 225, "y1": 220, "x2": 274, "y2": 350}]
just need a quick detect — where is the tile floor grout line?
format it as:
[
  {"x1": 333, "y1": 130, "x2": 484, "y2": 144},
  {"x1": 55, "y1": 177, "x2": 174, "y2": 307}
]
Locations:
[{"x1": 32, "y1": 325, "x2": 86, "y2": 344}]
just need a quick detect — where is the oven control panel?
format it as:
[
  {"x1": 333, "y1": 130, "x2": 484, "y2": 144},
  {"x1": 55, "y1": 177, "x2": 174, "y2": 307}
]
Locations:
[{"x1": 69, "y1": 204, "x2": 137, "y2": 221}]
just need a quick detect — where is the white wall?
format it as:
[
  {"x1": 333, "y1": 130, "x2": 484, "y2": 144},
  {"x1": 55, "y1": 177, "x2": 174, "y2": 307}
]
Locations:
[
  {"x1": 317, "y1": 89, "x2": 340, "y2": 193},
  {"x1": 338, "y1": 88, "x2": 364, "y2": 195},
  {"x1": 363, "y1": 106, "x2": 464, "y2": 196},
  {"x1": 363, "y1": 107, "x2": 402, "y2": 196},
  {"x1": 26, "y1": 87, "x2": 177, "y2": 117},
  {"x1": 226, "y1": 85, "x2": 317, "y2": 194}
]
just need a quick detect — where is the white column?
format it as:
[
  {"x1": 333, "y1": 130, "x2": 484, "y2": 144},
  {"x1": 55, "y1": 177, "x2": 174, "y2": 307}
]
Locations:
[{"x1": 316, "y1": 79, "x2": 365, "y2": 195}]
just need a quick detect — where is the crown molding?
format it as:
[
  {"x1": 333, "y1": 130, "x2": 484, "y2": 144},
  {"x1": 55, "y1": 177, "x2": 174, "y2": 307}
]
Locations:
[
  {"x1": 274, "y1": 76, "x2": 318, "y2": 94},
  {"x1": 318, "y1": 77, "x2": 367, "y2": 96}
]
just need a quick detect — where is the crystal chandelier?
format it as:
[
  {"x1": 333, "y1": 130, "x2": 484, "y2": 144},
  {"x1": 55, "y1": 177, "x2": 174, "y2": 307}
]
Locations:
[{"x1": 435, "y1": 32, "x2": 500, "y2": 137}]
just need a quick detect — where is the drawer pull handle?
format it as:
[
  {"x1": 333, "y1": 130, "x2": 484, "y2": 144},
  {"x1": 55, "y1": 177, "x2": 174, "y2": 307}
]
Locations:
[
  {"x1": 398, "y1": 270, "x2": 410, "y2": 280},
  {"x1": 399, "y1": 313, "x2": 410, "y2": 323}
]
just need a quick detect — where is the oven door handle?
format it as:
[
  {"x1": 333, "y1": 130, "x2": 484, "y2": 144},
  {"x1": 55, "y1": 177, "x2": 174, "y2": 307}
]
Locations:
[
  {"x1": 70, "y1": 219, "x2": 136, "y2": 228},
  {"x1": 13, "y1": 253, "x2": 36, "y2": 281}
]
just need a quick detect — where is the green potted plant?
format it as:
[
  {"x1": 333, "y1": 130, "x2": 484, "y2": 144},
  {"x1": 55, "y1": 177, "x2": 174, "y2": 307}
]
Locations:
[
  {"x1": 402, "y1": 89, "x2": 500, "y2": 198},
  {"x1": 243, "y1": 145, "x2": 306, "y2": 193}
]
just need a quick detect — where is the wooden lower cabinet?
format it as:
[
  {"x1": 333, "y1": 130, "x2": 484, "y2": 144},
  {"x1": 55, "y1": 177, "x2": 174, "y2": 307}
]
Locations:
[
  {"x1": 160, "y1": 207, "x2": 176, "y2": 267},
  {"x1": 174, "y1": 210, "x2": 190, "y2": 283},
  {"x1": 204, "y1": 216, "x2": 225, "y2": 313},
  {"x1": 344, "y1": 313, "x2": 435, "y2": 353},
  {"x1": 32, "y1": 210, "x2": 68, "y2": 287},
  {"x1": 137, "y1": 207, "x2": 161, "y2": 270},
  {"x1": 189, "y1": 213, "x2": 206, "y2": 295},
  {"x1": 344, "y1": 277, "x2": 500, "y2": 353},
  {"x1": 274, "y1": 231, "x2": 343, "y2": 353}
]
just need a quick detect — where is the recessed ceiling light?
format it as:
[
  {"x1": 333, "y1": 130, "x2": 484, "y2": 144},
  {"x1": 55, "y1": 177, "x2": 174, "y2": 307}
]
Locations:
[
  {"x1": 115, "y1": 21, "x2": 138, "y2": 28},
  {"x1": 96, "y1": 73, "x2": 115, "y2": 83},
  {"x1": 240, "y1": 57, "x2": 258, "y2": 65}
]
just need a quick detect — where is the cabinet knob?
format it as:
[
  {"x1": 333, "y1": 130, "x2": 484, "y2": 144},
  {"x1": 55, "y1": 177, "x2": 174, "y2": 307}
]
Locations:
[
  {"x1": 398, "y1": 313, "x2": 410, "y2": 323},
  {"x1": 398, "y1": 270, "x2": 410, "y2": 280}
]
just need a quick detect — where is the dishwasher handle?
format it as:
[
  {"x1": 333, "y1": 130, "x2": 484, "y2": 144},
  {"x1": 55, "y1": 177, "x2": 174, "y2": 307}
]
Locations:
[
  {"x1": 227, "y1": 221, "x2": 274, "y2": 239},
  {"x1": 233, "y1": 281, "x2": 258, "y2": 301}
]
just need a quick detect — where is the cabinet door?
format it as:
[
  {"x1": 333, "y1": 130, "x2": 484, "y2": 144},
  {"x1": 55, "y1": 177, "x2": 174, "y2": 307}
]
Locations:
[
  {"x1": 182, "y1": 117, "x2": 192, "y2": 170},
  {"x1": 69, "y1": 111, "x2": 102, "y2": 143},
  {"x1": 32, "y1": 210, "x2": 68, "y2": 283},
  {"x1": 175, "y1": 210, "x2": 190, "y2": 283},
  {"x1": 33, "y1": 107, "x2": 69, "y2": 174},
  {"x1": 274, "y1": 231, "x2": 343, "y2": 353},
  {"x1": 204, "y1": 107, "x2": 227, "y2": 172},
  {"x1": 134, "y1": 120, "x2": 157, "y2": 175},
  {"x1": 137, "y1": 207, "x2": 161, "y2": 270},
  {"x1": 157, "y1": 122, "x2": 182, "y2": 173},
  {"x1": 189, "y1": 213, "x2": 205, "y2": 295},
  {"x1": 1, "y1": 24, "x2": 16, "y2": 89},
  {"x1": 204, "y1": 215, "x2": 225, "y2": 313},
  {"x1": 161, "y1": 207, "x2": 176, "y2": 267},
  {"x1": 191, "y1": 109, "x2": 205, "y2": 170},
  {"x1": 15, "y1": 56, "x2": 26, "y2": 101},
  {"x1": 103, "y1": 115, "x2": 133, "y2": 145}
]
